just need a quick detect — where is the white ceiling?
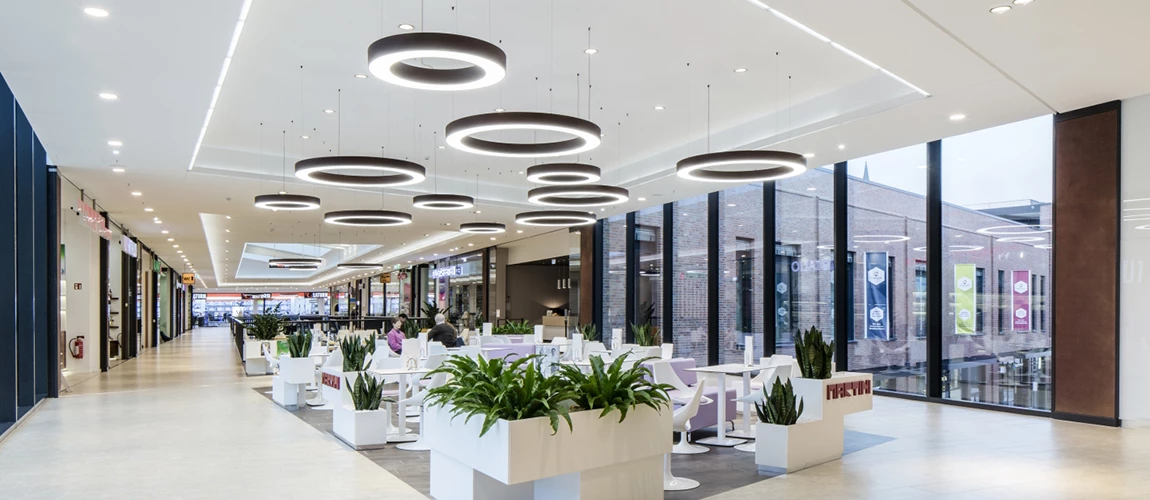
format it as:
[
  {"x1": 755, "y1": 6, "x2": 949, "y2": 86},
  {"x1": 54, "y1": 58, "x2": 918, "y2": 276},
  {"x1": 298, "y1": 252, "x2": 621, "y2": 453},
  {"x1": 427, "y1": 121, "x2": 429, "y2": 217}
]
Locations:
[{"x1": 2, "y1": 0, "x2": 1148, "y2": 291}]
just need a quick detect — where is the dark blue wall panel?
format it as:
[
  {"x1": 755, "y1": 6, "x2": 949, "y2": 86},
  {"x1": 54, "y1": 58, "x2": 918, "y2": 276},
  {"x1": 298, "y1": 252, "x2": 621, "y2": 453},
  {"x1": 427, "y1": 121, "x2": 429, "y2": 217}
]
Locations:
[
  {"x1": 15, "y1": 103, "x2": 34, "y2": 412},
  {"x1": 0, "y1": 74, "x2": 16, "y2": 425}
]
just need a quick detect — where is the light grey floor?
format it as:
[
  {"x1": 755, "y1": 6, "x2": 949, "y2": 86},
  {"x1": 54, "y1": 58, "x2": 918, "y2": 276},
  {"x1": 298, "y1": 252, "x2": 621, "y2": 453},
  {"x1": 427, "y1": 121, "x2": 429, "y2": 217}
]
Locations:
[{"x1": 2, "y1": 326, "x2": 1149, "y2": 499}]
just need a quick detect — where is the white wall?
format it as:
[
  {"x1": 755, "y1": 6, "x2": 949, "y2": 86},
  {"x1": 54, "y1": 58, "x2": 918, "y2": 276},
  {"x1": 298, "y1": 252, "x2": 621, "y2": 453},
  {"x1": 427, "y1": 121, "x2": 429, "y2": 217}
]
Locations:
[
  {"x1": 504, "y1": 229, "x2": 570, "y2": 265},
  {"x1": 60, "y1": 181, "x2": 100, "y2": 373},
  {"x1": 1120, "y1": 93, "x2": 1150, "y2": 427}
]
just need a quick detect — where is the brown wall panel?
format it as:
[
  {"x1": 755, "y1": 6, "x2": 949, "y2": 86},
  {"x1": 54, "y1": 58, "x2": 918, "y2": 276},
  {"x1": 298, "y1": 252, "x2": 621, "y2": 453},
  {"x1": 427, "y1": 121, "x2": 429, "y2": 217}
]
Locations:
[{"x1": 1053, "y1": 103, "x2": 1120, "y2": 424}]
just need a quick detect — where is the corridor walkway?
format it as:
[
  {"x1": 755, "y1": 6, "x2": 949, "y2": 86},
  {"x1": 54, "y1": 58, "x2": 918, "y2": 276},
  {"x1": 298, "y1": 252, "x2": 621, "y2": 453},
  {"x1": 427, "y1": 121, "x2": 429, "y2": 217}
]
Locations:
[{"x1": 0, "y1": 327, "x2": 424, "y2": 500}]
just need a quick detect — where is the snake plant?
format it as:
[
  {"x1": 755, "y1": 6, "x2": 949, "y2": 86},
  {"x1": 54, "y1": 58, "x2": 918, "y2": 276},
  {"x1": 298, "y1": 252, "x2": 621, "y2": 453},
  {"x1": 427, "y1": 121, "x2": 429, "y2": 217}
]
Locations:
[
  {"x1": 341, "y1": 336, "x2": 369, "y2": 372},
  {"x1": 754, "y1": 378, "x2": 804, "y2": 425},
  {"x1": 494, "y1": 319, "x2": 533, "y2": 335},
  {"x1": 286, "y1": 330, "x2": 312, "y2": 358},
  {"x1": 426, "y1": 355, "x2": 573, "y2": 437},
  {"x1": 576, "y1": 323, "x2": 599, "y2": 341},
  {"x1": 794, "y1": 326, "x2": 834, "y2": 379},
  {"x1": 631, "y1": 322, "x2": 661, "y2": 347},
  {"x1": 346, "y1": 372, "x2": 391, "y2": 411},
  {"x1": 555, "y1": 354, "x2": 673, "y2": 422},
  {"x1": 400, "y1": 318, "x2": 421, "y2": 339},
  {"x1": 248, "y1": 304, "x2": 285, "y2": 341}
]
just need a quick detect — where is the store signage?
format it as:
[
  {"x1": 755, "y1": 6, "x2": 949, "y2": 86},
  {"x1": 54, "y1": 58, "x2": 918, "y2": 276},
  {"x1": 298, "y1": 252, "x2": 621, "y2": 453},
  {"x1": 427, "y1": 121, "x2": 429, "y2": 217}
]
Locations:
[
  {"x1": 790, "y1": 260, "x2": 834, "y2": 272},
  {"x1": 1012, "y1": 270, "x2": 1031, "y2": 331},
  {"x1": 78, "y1": 197, "x2": 112, "y2": 240},
  {"x1": 242, "y1": 293, "x2": 273, "y2": 299},
  {"x1": 307, "y1": 292, "x2": 329, "y2": 298},
  {"x1": 74, "y1": 283, "x2": 82, "y2": 290},
  {"x1": 954, "y1": 264, "x2": 977, "y2": 335},
  {"x1": 826, "y1": 379, "x2": 872, "y2": 400},
  {"x1": 193, "y1": 293, "x2": 207, "y2": 300},
  {"x1": 397, "y1": 272, "x2": 408, "y2": 280},
  {"x1": 122, "y1": 236, "x2": 138, "y2": 258},
  {"x1": 181, "y1": 273, "x2": 195, "y2": 285},
  {"x1": 322, "y1": 372, "x2": 340, "y2": 390},
  {"x1": 863, "y1": 252, "x2": 889, "y2": 340},
  {"x1": 381, "y1": 273, "x2": 392, "y2": 284},
  {"x1": 430, "y1": 265, "x2": 463, "y2": 279}
]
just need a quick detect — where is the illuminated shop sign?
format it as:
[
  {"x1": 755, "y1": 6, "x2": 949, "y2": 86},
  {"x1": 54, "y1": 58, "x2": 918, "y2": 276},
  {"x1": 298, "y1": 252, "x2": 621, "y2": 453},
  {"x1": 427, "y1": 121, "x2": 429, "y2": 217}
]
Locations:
[{"x1": 430, "y1": 265, "x2": 463, "y2": 279}]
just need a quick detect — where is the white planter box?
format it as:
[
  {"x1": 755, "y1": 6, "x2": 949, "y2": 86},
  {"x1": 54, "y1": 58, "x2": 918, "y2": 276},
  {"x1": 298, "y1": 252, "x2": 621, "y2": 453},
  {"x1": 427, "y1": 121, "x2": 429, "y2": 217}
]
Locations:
[
  {"x1": 271, "y1": 375, "x2": 306, "y2": 408},
  {"x1": 278, "y1": 356, "x2": 314, "y2": 385},
  {"x1": 790, "y1": 372, "x2": 873, "y2": 421},
  {"x1": 754, "y1": 420, "x2": 839, "y2": 473},
  {"x1": 333, "y1": 405, "x2": 390, "y2": 450},
  {"x1": 320, "y1": 366, "x2": 343, "y2": 407},
  {"x1": 243, "y1": 339, "x2": 275, "y2": 375},
  {"x1": 426, "y1": 404, "x2": 670, "y2": 500},
  {"x1": 340, "y1": 371, "x2": 364, "y2": 406}
]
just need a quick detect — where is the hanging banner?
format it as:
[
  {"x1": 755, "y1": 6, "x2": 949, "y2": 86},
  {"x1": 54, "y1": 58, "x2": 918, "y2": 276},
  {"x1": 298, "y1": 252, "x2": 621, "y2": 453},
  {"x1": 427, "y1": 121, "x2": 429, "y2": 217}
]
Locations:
[
  {"x1": 1012, "y1": 270, "x2": 1031, "y2": 331},
  {"x1": 954, "y1": 264, "x2": 977, "y2": 335},
  {"x1": 863, "y1": 252, "x2": 889, "y2": 340}
]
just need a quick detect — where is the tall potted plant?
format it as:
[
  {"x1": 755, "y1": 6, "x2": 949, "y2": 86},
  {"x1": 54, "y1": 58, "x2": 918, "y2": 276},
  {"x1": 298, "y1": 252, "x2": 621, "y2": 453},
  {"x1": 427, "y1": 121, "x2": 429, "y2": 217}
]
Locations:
[
  {"x1": 631, "y1": 322, "x2": 661, "y2": 347},
  {"x1": 338, "y1": 336, "x2": 371, "y2": 405},
  {"x1": 244, "y1": 305, "x2": 286, "y2": 375},
  {"x1": 332, "y1": 373, "x2": 391, "y2": 449},
  {"x1": 423, "y1": 354, "x2": 673, "y2": 498},
  {"x1": 753, "y1": 378, "x2": 835, "y2": 472},
  {"x1": 278, "y1": 330, "x2": 314, "y2": 385},
  {"x1": 788, "y1": 326, "x2": 874, "y2": 465}
]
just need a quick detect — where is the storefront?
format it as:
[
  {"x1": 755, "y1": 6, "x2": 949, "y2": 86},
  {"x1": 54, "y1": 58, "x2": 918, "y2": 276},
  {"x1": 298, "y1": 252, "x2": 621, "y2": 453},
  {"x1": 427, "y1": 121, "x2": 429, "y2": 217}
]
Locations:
[
  {"x1": 429, "y1": 253, "x2": 485, "y2": 324},
  {"x1": 192, "y1": 292, "x2": 330, "y2": 325}
]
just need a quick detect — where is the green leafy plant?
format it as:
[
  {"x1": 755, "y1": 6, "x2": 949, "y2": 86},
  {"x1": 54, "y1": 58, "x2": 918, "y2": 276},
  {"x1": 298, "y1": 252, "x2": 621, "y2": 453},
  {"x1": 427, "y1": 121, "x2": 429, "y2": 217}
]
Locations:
[
  {"x1": 754, "y1": 378, "x2": 804, "y2": 425},
  {"x1": 421, "y1": 300, "x2": 444, "y2": 328},
  {"x1": 577, "y1": 323, "x2": 599, "y2": 341},
  {"x1": 286, "y1": 330, "x2": 313, "y2": 358},
  {"x1": 794, "y1": 326, "x2": 834, "y2": 379},
  {"x1": 495, "y1": 319, "x2": 533, "y2": 335},
  {"x1": 472, "y1": 312, "x2": 485, "y2": 329},
  {"x1": 631, "y1": 322, "x2": 661, "y2": 347},
  {"x1": 341, "y1": 336, "x2": 369, "y2": 372},
  {"x1": 249, "y1": 304, "x2": 286, "y2": 341},
  {"x1": 556, "y1": 354, "x2": 672, "y2": 422},
  {"x1": 400, "y1": 318, "x2": 421, "y2": 339},
  {"x1": 638, "y1": 301, "x2": 655, "y2": 326},
  {"x1": 346, "y1": 372, "x2": 392, "y2": 411},
  {"x1": 426, "y1": 355, "x2": 573, "y2": 437}
]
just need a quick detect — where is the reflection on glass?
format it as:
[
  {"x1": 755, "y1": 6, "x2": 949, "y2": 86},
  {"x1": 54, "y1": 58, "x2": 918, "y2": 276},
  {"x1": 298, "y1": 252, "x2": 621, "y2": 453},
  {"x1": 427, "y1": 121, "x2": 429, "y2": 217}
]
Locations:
[
  {"x1": 672, "y1": 196, "x2": 708, "y2": 364},
  {"x1": 602, "y1": 215, "x2": 627, "y2": 346},
  {"x1": 719, "y1": 185, "x2": 764, "y2": 364},
  {"x1": 636, "y1": 207, "x2": 663, "y2": 345},
  {"x1": 775, "y1": 168, "x2": 835, "y2": 360}
]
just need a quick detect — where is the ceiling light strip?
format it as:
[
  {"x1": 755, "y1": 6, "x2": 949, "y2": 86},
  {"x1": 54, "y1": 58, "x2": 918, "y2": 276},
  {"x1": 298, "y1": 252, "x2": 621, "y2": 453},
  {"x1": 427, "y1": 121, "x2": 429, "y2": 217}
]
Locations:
[
  {"x1": 187, "y1": 0, "x2": 253, "y2": 171},
  {"x1": 744, "y1": 0, "x2": 929, "y2": 97}
]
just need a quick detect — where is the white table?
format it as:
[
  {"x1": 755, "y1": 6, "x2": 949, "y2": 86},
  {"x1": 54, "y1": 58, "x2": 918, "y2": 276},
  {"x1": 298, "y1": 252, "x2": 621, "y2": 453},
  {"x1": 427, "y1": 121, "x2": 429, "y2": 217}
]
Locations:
[
  {"x1": 368, "y1": 366, "x2": 431, "y2": 443},
  {"x1": 685, "y1": 363, "x2": 763, "y2": 447}
]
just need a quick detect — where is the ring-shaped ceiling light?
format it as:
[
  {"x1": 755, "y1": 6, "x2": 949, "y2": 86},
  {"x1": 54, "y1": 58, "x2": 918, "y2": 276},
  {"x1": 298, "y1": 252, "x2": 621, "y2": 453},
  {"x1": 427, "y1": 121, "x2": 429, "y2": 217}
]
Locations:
[
  {"x1": 254, "y1": 194, "x2": 322, "y2": 211},
  {"x1": 976, "y1": 224, "x2": 1052, "y2": 235},
  {"x1": 527, "y1": 185, "x2": 629, "y2": 208},
  {"x1": 268, "y1": 257, "x2": 324, "y2": 268},
  {"x1": 324, "y1": 209, "x2": 413, "y2": 227},
  {"x1": 367, "y1": 32, "x2": 507, "y2": 91},
  {"x1": 912, "y1": 245, "x2": 985, "y2": 253},
  {"x1": 287, "y1": 266, "x2": 320, "y2": 271},
  {"x1": 446, "y1": 112, "x2": 602, "y2": 158},
  {"x1": 515, "y1": 210, "x2": 597, "y2": 227},
  {"x1": 337, "y1": 262, "x2": 386, "y2": 270},
  {"x1": 526, "y1": 163, "x2": 601, "y2": 185},
  {"x1": 997, "y1": 236, "x2": 1046, "y2": 243},
  {"x1": 853, "y1": 234, "x2": 911, "y2": 244},
  {"x1": 459, "y1": 222, "x2": 506, "y2": 234},
  {"x1": 676, "y1": 150, "x2": 807, "y2": 183},
  {"x1": 295, "y1": 156, "x2": 426, "y2": 187},
  {"x1": 412, "y1": 194, "x2": 475, "y2": 210}
]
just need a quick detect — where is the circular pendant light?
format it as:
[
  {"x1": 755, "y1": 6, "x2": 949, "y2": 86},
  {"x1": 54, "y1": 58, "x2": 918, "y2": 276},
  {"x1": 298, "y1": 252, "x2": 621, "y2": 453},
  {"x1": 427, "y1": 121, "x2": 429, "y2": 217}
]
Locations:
[
  {"x1": 296, "y1": 156, "x2": 426, "y2": 187},
  {"x1": 269, "y1": 257, "x2": 324, "y2": 268},
  {"x1": 413, "y1": 193, "x2": 475, "y2": 210},
  {"x1": 254, "y1": 194, "x2": 321, "y2": 211},
  {"x1": 459, "y1": 222, "x2": 506, "y2": 234},
  {"x1": 286, "y1": 265, "x2": 320, "y2": 272},
  {"x1": 676, "y1": 150, "x2": 807, "y2": 183},
  {"x1": 527, "y1": 185, "x2": 629, "y2": 207},
  {"x1": 368, "y1": 32, "x2": 507, "y2": 91},
  {"x1": 337, "y1": 262, "x2": 385, "y2": 270},
  {"x1": 324, "y1": 209, "x2": 413, "y2": 227},
  {"x1": 526, "y1": 163, "x2": 601, "y2": 185},
  {"x1": 515, "y1": 210, "x2": 597, "y2": 227},
  {"x1": 446, "y1": 112, "x2": 602, "y2": 158}
]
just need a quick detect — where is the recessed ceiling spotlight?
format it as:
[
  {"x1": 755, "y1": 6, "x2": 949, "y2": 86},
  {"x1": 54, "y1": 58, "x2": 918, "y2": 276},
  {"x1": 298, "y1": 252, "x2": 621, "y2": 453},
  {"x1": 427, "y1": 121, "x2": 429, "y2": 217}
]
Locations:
[
  {"x1": 727, "y1": 203, "x2": 737, "y2": 207},
  {"x1": 494, "y1": 108, "x2": 505, "y2": 112},
  {"x1": 112, "y1": 150, "x2": 120, "y2": 155},
  {"x1": 1013, "y1": 0, "x2": 1035, "y2": 4},
  {"x1": 225, "y1": 240, "x2": 229, "y2": 243},
  {"x1": 516, "y1": 230, "x2": 523, "y2": 234},
  {"x1": 584, "y1": 48, "x2": 598, "y2": 55},
  {"x1": 225, "y1": 229, "x2": 230, "y2": 233},
  {"x1": 98, "y1": 92, "x2": 118, "y2": 101},
  {"x1": 131, "y1": 191, "x2": 142, "y2": 196},
  {"x1": 654, "y1": 106, "x2": 665, "y2": 111},
  {"x1": 438, "y1": 145, "x2": 445, "y2": 149},
  {"x1": 112, "y1": 167, "x2": 125, "y2": 173},
  {"x1": 225, "y1": 215, "x2": 231, "y2": 219},
  {"x1": 108, "y1": 140, "x2": 122, "y2": 147},
  {"x1": 167, "y1": 238, "x2": 174, "y2": 242},
  {"x1": 398, "y1": 23, "x2": 415, "y2": 30},
  {"x1": 301, "y1": 135, "x2": 310, "y2": 139},
  {"x1": 638, "y1": 197, "x2": 647, "y2": 201},
  {"x1": 990, "y1": 5, "x2": 1012, "y2": 14},
  {"x1": 468, "y1": 243, "x2": 474, "y2": 246},
  {"x1": 949, "y1": 114, "x2": 966, "y2": 121},
  {"x1": 837, "y1": 144, "x2": 846, "y2": 150},
  {"x1": 734, "y1": 68, "x2": 747, "y2": 73},
  {"x1": 807, "y1": 187, "x2": 817, "y2": 191},
  {"x1": 153, "y1": 220, "x2": 162, "y2": 224},
  {"x1": 84, "y1": 7, "x2": 109, "y2": 18},
  {"x1": 162, "y1": 230, "x2": 169, "y2": 234},
  {"x1": 490, "y1": 237, "x2": 497, "y2": 240},
  {"x1": 323, "y1": 109, "x2": 335, "y2": 114},
  {"x1": 354, "y1": 74, "x2": 368, "y2": 79}
]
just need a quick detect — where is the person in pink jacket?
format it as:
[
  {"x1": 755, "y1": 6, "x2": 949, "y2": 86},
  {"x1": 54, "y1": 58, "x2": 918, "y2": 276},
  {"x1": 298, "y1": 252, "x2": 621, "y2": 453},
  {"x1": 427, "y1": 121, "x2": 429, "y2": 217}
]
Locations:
[{"x1": 387, "y1": 314, "x2": 408, "y2": 354}]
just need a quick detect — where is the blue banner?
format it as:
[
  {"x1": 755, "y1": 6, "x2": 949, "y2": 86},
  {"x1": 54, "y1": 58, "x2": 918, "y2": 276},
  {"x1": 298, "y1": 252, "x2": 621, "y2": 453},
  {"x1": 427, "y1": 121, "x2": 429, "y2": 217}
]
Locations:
[{"x1": 863, "y1": 252, "x2": 889, "y2": 340}]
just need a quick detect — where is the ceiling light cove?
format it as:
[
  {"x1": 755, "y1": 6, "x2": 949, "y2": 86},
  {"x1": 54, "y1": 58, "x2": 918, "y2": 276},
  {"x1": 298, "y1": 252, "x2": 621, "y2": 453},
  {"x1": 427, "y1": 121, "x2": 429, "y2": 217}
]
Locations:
[
  {"x1": 324, "y1": 209, "x2": 413, "y2": 227},
  {"x1": 268, "y1": 257, "x2": 324, "y2": 269},
  {"x1": 446, "y1": 112, "x2": 602, "y2": 158},
  {"x1": 253, "y1": 193, "x2": 321, "y2": 211},
  {"x1": 527, "y1": 185, "x2": 630, "y2": 207},
  {"x1": 459, "y1": 222, "x2": 506, "y2": 234},
  {"x1": 676, "y1": 151, "x2": 807, "y2": 183},
  {"x1": 295, "y1": 156, "x2": 426, "y2": 187},
  {"x1": 367, "y1": 32, "x2": 507, "y2": 91},
  {"x1": 337, "y1": 262, "x2": 385, "y2": 270},
  {"x1": 412, "y1": 194, "x2": 475, "y2": 210},
  {"x1": 515, "y1": 210, "x2": 597, "y2": 227},
  {"x1": 525, "y1": 163, "x2": 601, "y2": 185},
  {"x1": 187, "y1": 0, "x2": 252, "y2": 171}
]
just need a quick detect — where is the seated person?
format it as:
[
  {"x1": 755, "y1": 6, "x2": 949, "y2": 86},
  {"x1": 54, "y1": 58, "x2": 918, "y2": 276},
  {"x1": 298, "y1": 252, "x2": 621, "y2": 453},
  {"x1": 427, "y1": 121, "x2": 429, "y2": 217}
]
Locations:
[
  {"x1": 426, "y1": 313, "x2": 457, "y2": 347},
  {"x1": 387, "y1": 314, "x2": 408, "y2": 354}
]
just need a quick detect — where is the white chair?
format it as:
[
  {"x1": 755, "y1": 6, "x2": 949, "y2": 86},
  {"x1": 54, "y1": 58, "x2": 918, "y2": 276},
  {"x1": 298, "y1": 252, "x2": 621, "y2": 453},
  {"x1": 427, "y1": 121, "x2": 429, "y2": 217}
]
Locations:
[
  {"x1": 665, "y1": 374, "x2": 707, "y2": 491},
  {"x1": 585, "y1": 341, "x2": 608, "y2": 356},
  {"x1": 369, "y1": 357, "x2": 411, "y2": 434},
  {"x1": 735, "y1": 365, "x2": 781, "y2": 408},
  {"x1": 428, "y1": 341, "x2": 448, "y2": 356},
  {"x1": 456, "y1": 345, "x2": 482, "y2": 361},
  {"x1": 395, "y1": 371, "x2": 450, "y2": 451},
  {"x1": 651, "y1": 362, "x2": 712, "y2": 454},
  {"x1": 660, "y1": 343, "x2": 674, "y2": 359}
]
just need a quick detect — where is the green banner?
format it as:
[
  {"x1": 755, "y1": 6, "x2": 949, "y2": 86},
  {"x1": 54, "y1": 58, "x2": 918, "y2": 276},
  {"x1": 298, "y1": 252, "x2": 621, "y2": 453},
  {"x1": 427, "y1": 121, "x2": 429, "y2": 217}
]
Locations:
[{"x1": 954, "y1": 264, "x2": 976, "y2": 335}]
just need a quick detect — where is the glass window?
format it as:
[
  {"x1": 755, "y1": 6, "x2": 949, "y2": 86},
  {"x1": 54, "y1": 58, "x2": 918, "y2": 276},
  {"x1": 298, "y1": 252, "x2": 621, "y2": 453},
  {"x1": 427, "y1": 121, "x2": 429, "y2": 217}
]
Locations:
[
  {"x1": 775, "y1": 167, "x2": 834, "y2": 359},
  {"x1": 941, "y1": 114, "x2": 1052, "y2": 411},
  {"x1": 846, "y1": 143, "x2": 928, "y2": 395},
  {"x1": 602, "y1": 215, "x2": 627, "y2": 346},
  {"x1": 719, "y1": 184, "x2": 764, "y2": 364},
  {"x1": 672, "y1": 196, "x2": 708, "y2": 363},
  {"x1": 635, "y1": 206, "x2": 663, "y2": 344},
  {"x1": 370, "y1": 277, "x2": 384, "y2": 316}
]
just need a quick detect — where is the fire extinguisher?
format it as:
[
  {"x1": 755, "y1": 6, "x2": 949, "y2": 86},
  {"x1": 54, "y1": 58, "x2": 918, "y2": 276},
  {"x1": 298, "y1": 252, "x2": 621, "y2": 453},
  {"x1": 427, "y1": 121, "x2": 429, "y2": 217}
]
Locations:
[{"x1": 69, "y1": 336, "x2": 84, "y2": 359}]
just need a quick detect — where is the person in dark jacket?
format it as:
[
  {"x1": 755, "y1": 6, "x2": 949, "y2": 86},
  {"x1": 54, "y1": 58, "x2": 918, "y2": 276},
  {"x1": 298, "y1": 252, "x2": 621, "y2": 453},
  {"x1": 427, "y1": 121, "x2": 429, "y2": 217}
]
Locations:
[{"x1": 426, "y1": 313, "x2": 457, "y2": 347}]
